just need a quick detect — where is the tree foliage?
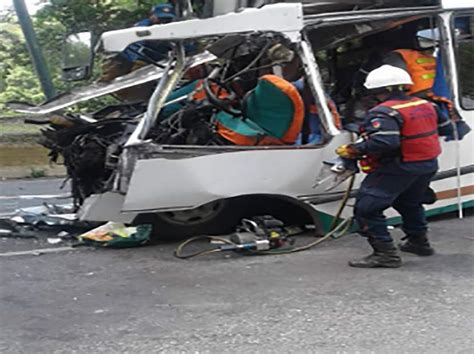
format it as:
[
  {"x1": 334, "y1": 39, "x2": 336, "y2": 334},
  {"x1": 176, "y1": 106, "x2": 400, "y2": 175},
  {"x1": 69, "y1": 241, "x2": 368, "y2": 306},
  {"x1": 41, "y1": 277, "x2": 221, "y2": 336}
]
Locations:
[
  {"x1": 0, "y1": 0, "x2": 166, "y2": 114},
  {"x1": 35, "y1": 0, "x2": 166, "y2": 35}
]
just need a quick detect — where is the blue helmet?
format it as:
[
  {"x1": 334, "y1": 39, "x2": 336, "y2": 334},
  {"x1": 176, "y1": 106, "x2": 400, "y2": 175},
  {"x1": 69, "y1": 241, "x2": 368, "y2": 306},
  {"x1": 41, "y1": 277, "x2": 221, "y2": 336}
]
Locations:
[{"x1": 151, "y1": 4, "x2": 176, "y2": 19}]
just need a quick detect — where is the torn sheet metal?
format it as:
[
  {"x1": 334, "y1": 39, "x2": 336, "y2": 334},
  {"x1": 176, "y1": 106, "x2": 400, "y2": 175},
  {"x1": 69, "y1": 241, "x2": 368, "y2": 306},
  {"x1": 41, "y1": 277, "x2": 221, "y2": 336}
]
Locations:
[
  {"x1": 7, "y1": 52, "x2": 215, "y2": 115},
  {"x1": 102, "y1": 3, "x2": 304, "y2": 52},
  {"x1": 121, "y1": 134, "x2": 351, "y2": 213},
  {"x1": 79, "y1": 192, "x2": 136, "y2": 223}
]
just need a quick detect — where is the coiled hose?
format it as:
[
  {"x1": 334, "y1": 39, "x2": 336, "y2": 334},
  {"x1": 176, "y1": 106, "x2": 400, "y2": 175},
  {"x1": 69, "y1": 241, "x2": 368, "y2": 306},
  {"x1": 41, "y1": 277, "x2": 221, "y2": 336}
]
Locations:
[{"x1": 175, "y1": 174, "x2": 355, "y2": 259}]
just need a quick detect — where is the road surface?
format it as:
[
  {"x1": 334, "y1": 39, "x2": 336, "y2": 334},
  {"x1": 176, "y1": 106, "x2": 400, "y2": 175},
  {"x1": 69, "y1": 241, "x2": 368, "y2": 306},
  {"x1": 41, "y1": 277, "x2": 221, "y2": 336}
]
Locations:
[
  {"x1": 0, "y1": 209, "x2": 473, "y2": 353},
  {"x1": 0, "y1": 178, "x2": 70, "y2": 216}
]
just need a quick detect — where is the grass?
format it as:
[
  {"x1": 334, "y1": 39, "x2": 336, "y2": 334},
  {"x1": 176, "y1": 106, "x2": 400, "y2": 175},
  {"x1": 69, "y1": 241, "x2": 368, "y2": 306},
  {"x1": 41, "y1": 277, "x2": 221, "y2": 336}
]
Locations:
[
  {"x1": 0, "y1": 111, "x2": 24, "y2": 118},
  {"x1": 0, "y1": 121, "x2": 42, "y2": 144},
  {"x1": 0, "y1": 123, "x2": 41, "y2": 135},
  {"x1": 30, "y1": 167, "x2": 47, "y2": 178}
]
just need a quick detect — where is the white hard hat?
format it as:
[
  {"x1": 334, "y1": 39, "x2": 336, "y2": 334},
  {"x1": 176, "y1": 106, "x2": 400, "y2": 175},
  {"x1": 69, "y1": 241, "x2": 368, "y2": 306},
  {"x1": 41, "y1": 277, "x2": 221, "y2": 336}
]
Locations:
[
  {"x1": 364, "y1": 65, "x2": 414, "y2": 90},
  {"x1": 417, "y1": 28, "x2": 440, "y2": 42},
  {"x1": 417, "y1": 28, "x2": 440, "y2": 49}
]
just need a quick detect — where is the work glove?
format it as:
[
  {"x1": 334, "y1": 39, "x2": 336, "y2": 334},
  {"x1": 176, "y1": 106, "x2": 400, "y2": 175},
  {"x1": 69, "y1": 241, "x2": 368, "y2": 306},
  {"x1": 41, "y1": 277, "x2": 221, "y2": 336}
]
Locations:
[{"x1": 335, "y1": 144, "x2": 359, "y2": 159}]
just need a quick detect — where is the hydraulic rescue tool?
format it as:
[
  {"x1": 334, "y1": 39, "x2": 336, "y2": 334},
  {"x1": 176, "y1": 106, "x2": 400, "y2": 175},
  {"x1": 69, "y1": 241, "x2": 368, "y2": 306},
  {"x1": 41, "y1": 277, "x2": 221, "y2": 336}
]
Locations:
[{"x1": 175, "y1": 216, "x2": 298, "y2": 258}]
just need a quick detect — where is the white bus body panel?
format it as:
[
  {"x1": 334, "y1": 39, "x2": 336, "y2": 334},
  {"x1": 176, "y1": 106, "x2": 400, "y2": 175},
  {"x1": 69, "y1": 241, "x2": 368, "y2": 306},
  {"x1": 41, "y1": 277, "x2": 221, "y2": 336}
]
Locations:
[{"x1": 121, "y1": 134, "x2": 351, "y2": 213}]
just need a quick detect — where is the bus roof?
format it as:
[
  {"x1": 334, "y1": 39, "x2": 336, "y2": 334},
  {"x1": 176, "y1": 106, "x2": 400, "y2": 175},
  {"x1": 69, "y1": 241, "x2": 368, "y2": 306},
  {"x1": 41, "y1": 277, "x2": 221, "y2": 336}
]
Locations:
[
  {"x1": 102, "y1": 1, "x2": 471, "y2": 53},
  {"x1": 297, "y1": 0, "x2": 470, "y2": 13},
  {"x1": 300, "y1": 1, "x2": 441, "y2": 15},
  {"x1": 441, "y1": 0, "x2": 473, "y2": 9}
]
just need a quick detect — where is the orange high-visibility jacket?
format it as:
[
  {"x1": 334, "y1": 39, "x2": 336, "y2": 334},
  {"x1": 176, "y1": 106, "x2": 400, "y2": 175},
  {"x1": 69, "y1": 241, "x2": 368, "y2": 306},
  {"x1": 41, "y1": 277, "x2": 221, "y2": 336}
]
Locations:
[{"x1": 394, "y1": 49, "x2": 436, "y2": 95}]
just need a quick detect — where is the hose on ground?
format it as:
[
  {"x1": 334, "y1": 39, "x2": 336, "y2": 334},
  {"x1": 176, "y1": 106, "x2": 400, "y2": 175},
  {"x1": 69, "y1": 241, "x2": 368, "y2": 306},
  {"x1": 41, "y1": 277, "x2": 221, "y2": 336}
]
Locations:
[{"x1": 174, "y1": 174, "x2": 356, "y2": 259}]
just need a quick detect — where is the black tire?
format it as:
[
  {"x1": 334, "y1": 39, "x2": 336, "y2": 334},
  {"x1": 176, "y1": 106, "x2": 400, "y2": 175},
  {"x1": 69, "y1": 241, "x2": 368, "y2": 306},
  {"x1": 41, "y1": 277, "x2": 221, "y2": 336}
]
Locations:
[
  {"x1": 133, "y1": 195, "x2": 316, "y2": 241},
  {"x1": 133, "y1": 199, "x2": 243, "y2": 241}
]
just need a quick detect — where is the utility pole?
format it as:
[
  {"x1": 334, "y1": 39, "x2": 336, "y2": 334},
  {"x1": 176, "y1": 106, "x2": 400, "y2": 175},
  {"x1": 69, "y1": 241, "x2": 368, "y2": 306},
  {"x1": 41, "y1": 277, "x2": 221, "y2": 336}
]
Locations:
[{"x1": 13, "y1": 0, "x2": 56, "y2": 99}]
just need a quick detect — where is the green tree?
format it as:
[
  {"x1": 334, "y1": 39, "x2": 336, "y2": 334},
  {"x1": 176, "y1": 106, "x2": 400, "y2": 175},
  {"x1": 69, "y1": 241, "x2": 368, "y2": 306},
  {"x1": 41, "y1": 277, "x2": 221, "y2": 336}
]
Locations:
[
  {"x1": 34, "y1": 0, "x2": 166, "y2": 35},
  {"x1": 0, "y1": 0, "x2": 167, "y2": 114},
  {"x1": 0, "y1": 21, "x2": 43, "y2": 112}
]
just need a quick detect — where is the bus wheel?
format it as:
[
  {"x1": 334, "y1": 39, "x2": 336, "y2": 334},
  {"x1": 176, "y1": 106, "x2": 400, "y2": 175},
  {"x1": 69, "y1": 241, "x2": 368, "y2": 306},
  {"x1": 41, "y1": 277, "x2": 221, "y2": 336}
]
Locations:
[{"x1": 133, "y1": 199, "x2": 242, "y2": 241}]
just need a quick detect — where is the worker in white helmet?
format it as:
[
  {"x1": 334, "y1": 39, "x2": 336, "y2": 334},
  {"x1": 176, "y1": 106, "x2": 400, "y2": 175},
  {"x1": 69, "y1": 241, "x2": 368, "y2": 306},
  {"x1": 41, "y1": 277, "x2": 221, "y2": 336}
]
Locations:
[{"x1": 335, "y1": 65, "x2": 453, "y2": 268}]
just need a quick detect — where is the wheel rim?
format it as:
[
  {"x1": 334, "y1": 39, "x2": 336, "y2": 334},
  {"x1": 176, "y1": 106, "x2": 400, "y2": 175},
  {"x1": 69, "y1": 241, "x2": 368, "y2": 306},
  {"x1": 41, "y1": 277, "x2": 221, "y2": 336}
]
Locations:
[{"x1": 158, "y1": 200, "x2": 227, "y2": 225}]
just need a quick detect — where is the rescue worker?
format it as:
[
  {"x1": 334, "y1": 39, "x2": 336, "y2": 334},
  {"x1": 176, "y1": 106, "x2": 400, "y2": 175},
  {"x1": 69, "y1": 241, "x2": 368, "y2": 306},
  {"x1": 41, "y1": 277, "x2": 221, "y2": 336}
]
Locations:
[
  {"x1": 383, "y1": 30, "x2": 437, "y2": 98},
  {"x1": 99, "y1": 3, "x2": 177, "y2": 101},
  {"x1": 385, "y1": 28, "x2": 471, "y2": 136},
  {"x1": 336, "y1": 65, "x2": 453, "y2": 268}
]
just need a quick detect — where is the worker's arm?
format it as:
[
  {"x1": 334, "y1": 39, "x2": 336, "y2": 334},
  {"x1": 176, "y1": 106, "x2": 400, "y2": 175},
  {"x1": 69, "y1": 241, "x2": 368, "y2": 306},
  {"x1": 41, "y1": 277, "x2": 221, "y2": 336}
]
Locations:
[
  {"x1": 434, "y1": 104, "x2": 454, "y2": 137},
  {"x1": 436, "y1": 103, "x2": 472, "y2": 141},
  {"x1": 353, "y1": 108, "x2": 402, "y2": 156}
]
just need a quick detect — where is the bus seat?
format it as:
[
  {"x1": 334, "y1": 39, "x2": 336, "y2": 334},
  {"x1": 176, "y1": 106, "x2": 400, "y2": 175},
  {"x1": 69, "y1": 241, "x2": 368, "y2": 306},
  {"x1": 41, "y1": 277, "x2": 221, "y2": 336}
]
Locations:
[
  {"x1": 215, "y1": 75, "x2": 305, "y2": 145},
  {"x1": 160, "y1": 80, "x2": 200, "y2": 118}
]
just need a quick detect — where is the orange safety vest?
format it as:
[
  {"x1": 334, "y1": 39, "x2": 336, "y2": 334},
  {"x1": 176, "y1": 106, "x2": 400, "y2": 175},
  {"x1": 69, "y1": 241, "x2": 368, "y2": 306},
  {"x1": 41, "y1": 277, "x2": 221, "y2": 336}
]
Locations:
[{"x1": 394, "y1": 49, "x2": 436, "y2": 95}]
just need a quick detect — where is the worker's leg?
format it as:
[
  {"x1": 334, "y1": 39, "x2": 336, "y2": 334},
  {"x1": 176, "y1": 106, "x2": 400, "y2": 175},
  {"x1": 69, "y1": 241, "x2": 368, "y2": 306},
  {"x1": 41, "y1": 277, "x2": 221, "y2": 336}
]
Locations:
[
  {"x1": 98, "y1": 54, "x2": 132, "y2": 82},
  {"x1": 354, "y1": 172, "x2": 420, "y2": 241},
  {"x1": 354, "y1": 193, "x2": 393, "y2": 242},
  {"x1": 351, "y1": 173, "x2": 418, "y2": 268},
  {"x1": 113, "y1": 60, "x2": 155, "y2": 102},
  {"x1": 393, "y1": 172, "x2": 437, "y2": 256}
]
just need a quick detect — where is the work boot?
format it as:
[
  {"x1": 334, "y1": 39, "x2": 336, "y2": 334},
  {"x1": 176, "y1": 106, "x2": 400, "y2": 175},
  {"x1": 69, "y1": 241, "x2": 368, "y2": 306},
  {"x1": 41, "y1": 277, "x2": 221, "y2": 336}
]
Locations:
[
  {"x1": 349, "y1": 240, "x2": 402, "y2": 268},
  {"x1": 399, "y1": 233, "x2": 434, "y2": 256}
]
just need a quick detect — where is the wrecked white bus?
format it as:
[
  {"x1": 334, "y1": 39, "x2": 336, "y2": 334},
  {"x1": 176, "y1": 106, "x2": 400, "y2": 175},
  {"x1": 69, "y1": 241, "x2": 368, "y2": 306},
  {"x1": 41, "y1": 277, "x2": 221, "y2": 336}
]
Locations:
[{"x1": 11, "y1": 0, "x2": 473, "y2": 238}]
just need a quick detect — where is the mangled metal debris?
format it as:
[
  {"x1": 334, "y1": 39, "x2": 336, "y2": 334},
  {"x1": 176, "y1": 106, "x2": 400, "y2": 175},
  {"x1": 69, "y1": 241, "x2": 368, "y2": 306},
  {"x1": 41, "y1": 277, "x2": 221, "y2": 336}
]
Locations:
[{"x1": 10, "y1": 204, "x2": 77, "y2": 228}]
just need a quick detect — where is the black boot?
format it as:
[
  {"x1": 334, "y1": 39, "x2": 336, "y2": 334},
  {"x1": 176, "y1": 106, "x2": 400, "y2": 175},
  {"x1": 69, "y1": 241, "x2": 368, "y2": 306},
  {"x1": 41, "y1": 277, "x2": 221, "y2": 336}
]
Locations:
[
  {"x1": 399, "y1": 233, "x2": 434, "y2": 256},
  {"x1": 349, "y1": 239, "x2": 402, "y2": 268}
]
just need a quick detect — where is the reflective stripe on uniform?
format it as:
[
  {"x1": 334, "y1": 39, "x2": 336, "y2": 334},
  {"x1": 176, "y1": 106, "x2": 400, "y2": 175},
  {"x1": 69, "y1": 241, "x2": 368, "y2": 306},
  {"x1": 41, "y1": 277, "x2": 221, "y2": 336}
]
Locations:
[
  {"x1": 390, "y1": 99, "x2": 429, "y2": 110},
  {"x1": 438, "y1": 119, "x2": 452, "y2": 128},
  {"x1": 416, "y1": 57, "x2": 436, "y2": 64},
  {"x1": 371, "y1": 131, "x2": 401, "y2": 136},
  {"x1": 421, "y1": 73, "x2": 436, "y2": 80}
]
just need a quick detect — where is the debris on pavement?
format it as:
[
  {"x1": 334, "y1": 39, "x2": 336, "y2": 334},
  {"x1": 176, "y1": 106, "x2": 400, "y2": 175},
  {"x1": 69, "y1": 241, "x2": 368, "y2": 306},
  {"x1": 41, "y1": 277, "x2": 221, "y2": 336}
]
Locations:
[
  {"x1": 0, "y1": 228, "x2": 13, "y2": 236},
  {"x1": 9, "y1": 203, "x2": 78, "y2": 228},
  {"x1": 1, "y1": 203, "x2": 98, "y2": 245},
  {"x1": 7, "y1": 203, "x2": 100, "y2": 236},
  {"x1": 0, "y1": 219, "x2": 38, "y2": 239},
  {"x1": 47, "y1": 237, "x2": 63, "y2": 245},
  {"x1": 2, "y1": 204, "x2": 153, "y2": 251},
  {"x1": 78, "y1": 222, "x2": 152, "y2": 248},
  {"x1": 56, "y1": 230, "x2": 74, "y2": 240}
]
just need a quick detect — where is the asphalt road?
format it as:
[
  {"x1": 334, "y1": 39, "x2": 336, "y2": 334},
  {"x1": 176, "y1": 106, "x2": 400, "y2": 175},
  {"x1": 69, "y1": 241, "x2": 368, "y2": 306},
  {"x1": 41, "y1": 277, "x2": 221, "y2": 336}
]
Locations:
[
  {"x1": 0, "y1": 211, "x2": 473, "y2": 353},
  {"x1": 0, "y1": 178, "x2": 71, "y2": 216}
]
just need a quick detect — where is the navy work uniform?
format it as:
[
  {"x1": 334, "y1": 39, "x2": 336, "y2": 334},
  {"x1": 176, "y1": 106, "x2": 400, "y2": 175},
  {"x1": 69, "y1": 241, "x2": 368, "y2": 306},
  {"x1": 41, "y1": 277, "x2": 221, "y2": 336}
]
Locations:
[{"x1": 352, "y1": 92, "x2": 453, "y2": 244}]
